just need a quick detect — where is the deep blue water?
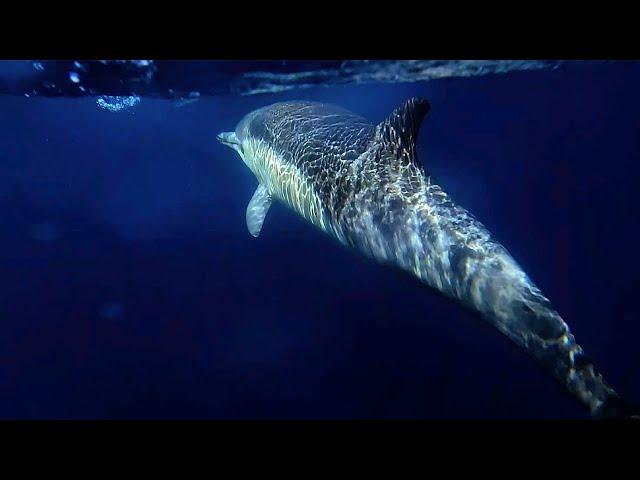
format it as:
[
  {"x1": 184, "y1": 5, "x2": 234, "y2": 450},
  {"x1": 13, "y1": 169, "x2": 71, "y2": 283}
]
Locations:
[{"x1": 1, "y1": 61, "x2": 639, "y2": 419}]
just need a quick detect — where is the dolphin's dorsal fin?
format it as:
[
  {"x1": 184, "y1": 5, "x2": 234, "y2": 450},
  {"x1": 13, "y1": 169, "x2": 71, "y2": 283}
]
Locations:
[
  {"x1": 246, "y1": 184, "x2": 272, "y2": 237},
  {"x1": 376, "y1": 97, "x2": 430, "y2": 165}
]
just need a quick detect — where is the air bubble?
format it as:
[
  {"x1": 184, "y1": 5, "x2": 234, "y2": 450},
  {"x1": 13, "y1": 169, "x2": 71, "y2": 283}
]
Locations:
[{"x1": 96, "y1": 95, "x2": 141, "y2": 112}]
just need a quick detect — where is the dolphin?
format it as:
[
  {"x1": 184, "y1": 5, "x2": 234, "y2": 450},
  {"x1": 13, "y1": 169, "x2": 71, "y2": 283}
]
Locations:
[{"x1": 218, "y1": 97, "x2": 637, "y2": 418}]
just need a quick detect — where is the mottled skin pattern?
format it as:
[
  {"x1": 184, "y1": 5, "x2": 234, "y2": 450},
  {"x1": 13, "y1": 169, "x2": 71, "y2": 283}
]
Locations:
[{"x1": 218, "y1": 97, "x2": 630, "y2": 417}]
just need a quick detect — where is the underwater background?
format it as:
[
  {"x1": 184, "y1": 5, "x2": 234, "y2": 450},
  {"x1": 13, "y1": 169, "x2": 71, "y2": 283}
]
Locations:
[{"x1": 1, "y1": 60, "x2": 638, "y2": 419}]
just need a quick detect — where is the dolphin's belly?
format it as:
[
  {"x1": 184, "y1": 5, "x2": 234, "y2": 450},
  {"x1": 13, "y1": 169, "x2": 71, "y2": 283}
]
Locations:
[{"x1": 243, "y1": 136, "x2": 337, "y2": 236}]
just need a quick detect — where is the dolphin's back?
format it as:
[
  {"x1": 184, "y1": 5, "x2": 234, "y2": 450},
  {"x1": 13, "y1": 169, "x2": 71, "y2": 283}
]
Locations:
[{"x1": 238, "y1": 101, "x2": 375, "y2": 171}]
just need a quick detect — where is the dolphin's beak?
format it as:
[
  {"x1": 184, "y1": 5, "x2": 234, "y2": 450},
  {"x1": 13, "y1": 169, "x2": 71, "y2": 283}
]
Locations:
[
  {"x1": 217, "y1": 131, "x2": 245, "y2": 158},
  {"x1": 217, "y1": 131, "x2": 238, "y2": 147},
  {"x1": 217, "y1": 131, "x2": 244, "y2": 157}
]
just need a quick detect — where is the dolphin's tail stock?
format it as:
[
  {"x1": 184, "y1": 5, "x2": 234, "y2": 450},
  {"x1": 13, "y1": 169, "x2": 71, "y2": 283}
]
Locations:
[
  {"x1": 463, "y1": 252, "x2": 637, "y2": 419},
  {"x1": 520, "y1": 319, "x2": 629, "y2": 419}
]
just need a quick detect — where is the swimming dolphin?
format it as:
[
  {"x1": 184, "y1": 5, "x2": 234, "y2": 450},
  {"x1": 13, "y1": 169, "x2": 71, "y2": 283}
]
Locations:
[{"x1": 218, "y1": 97, "x2": 636, "y2": 418}]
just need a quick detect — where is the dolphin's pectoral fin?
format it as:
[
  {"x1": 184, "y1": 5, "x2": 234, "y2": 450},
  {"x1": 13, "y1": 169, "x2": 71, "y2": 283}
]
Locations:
[
  {"x1": 376, "y1": 96, "x2": 431, "y2": 167},
  {"x1": 246, "y1": 184, "x2": 272, "y2": 237}
]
